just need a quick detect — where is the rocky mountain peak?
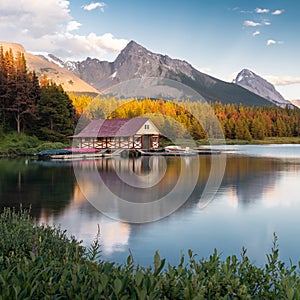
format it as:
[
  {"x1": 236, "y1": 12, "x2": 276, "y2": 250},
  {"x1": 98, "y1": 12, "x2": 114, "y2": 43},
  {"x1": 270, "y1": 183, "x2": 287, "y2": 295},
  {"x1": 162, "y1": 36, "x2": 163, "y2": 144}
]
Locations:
[
  {"x1": 116, "y1": 40, "x2": 149, "y2": 60},
  {"x1": 123, "y1": 40, "x2": 146, "y2": 51},
  {"x1": 234, "y1": 69, "x2": 255, "y2": 82},
  {"x1": 233, "y1": 68, "x2": 290, "y2": 107}
]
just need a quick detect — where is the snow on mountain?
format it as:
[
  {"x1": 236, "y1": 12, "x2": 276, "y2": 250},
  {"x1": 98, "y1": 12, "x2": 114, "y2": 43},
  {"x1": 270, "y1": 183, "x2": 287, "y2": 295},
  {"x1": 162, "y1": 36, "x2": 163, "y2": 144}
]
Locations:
[
  {"x1": 233, "y1": 69, "x2": 291, "y2": 107},
  {"x1": 30, "y1": 52, "x2": 66, "y2": 68}
]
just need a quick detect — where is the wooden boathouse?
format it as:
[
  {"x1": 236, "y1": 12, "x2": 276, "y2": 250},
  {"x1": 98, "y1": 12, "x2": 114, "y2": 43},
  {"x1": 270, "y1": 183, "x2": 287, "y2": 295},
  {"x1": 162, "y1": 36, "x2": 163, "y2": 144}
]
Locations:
[{"x1": 70, "y1": 118, "x2": 163, "y2": 150}]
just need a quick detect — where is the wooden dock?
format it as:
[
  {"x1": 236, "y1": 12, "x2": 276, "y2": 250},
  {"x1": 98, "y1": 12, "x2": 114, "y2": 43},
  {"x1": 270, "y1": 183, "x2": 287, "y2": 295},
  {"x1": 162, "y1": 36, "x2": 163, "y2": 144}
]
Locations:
[
  {"x1": 139, "y1": 151, "x2": 197, "y2": 157},
  {"x1": 33, "y1": 148, "x2": 221, "y2": 161},
  {"x1": 139, "y1": 149, "x2": 221, "y2": 156},
  {"x1": 34, "y1": 149, "x2": 125, "y2": 161}
]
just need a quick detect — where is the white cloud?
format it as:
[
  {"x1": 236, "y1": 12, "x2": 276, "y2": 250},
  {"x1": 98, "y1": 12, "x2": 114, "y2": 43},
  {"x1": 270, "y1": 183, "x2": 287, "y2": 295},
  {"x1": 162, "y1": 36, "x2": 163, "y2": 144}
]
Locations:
[
  {"x1": 67, "y1": 21, "x2": 81, "y2": 32},
  {"x1": 0, "y1": 0, "x2": 72, "y2": 38},
  {"x1": 255, "y1": 8, "x2": 270, "y2": 14},
  {"x1": 243, "y1": 20, "x2": 261, "y2": 27},
  {"x1": 265, "y1": 76, "x2": 300, "y2": 86},
  {"x1": 0, "y1": 0, "x2": 128, "y2": 60},
  {"x1": 252, "y1": 31, "x2": 260, "y2": 36},
  {"x1": 82, "y1": 2, "x2": 106, "y2": 12},
  {"x1": 272, "y1": 9, "x2": 284, "y2": 15},
  {"x1": 266, "y1": 39, "x2": 283, "y2": 46},
  {"x1": 243, "y1": 19, "x2": 271, "y2": 28},
  {"x1": 27, "y1": 32, "x2": 128, "y2": 60},
  {"x1": 59, "y1": 32, "x2": 128, "y2": 56},
  {"x1": 266, "y1": 39, "x2": 276, "y2": 46},
  {"x1": 230, "y1": 7, "x2": 252, "y2": 14},
  {"x1": 240, "y1": 10, "x2": 253, "y2": 14}
]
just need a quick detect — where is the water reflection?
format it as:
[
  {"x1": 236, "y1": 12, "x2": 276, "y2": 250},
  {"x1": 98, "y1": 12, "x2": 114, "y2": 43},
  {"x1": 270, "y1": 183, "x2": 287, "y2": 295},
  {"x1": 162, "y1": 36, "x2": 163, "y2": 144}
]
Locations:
[
  {"x1": 39, "y1": 200, "x2": 131, "y2": 255},
  {"x1": 0, "y1": 155, "x2": 289, "y2": 223},
  {"x1": 222, "y1": 156, "x2": 282, "y2": 207},
  {"x1": 1, "y1": 146, "x2": 300, "y2": 265},
  {"x1": 0, "y1": 159, "x2": 75, "y2": 218},
  {"x1": 73, "y1": 156, "x2": 200, "y2": 223}
]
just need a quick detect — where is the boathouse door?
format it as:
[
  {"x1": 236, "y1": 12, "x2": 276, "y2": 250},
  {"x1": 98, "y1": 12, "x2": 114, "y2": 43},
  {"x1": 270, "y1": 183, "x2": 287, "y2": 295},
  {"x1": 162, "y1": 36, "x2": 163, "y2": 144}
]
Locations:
[{"x1": 142, "y1": 135, "x2": 151, "y2": 149}]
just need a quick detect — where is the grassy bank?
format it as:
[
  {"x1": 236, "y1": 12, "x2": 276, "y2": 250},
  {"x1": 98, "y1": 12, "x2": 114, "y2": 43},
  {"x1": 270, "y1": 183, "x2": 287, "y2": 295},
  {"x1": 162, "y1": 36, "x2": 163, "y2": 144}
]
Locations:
[
  {"x1": 0, "y1": 132, "x2": 67, "y2": 156},
  {"x1": 1, "y1": 208, "x2": 300, "y2": 299}
]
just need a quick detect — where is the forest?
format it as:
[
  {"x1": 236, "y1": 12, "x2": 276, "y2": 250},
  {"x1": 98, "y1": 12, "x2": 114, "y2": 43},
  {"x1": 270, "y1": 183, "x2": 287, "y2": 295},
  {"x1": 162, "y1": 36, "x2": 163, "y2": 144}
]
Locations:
[
  {"x1": 1, "y1": 47, "x2": 300, "y2": 144},
  {"x1": 0, "y1": 47, "x2": 75, "y2": 142},
  {"x1": 70, "y1": 94, "x2": 300, "y2": 141}
]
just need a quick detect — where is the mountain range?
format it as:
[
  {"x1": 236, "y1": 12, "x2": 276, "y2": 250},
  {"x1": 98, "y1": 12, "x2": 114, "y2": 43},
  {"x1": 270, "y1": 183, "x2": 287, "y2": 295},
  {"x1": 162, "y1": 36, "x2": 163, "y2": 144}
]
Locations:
[
  {"x1": 1, "y1": 40, "x2": 296, "y2": 108},
  {"x1": 45, "y1": 41, "x2": 272, "y2": 106}
]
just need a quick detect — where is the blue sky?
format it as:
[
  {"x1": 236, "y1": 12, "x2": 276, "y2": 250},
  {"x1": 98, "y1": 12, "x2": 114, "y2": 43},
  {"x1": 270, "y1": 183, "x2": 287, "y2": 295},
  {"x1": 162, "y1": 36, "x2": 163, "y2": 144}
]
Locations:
[{"x1": 0, "y1": 0, "x2": 299, "y2": 99}]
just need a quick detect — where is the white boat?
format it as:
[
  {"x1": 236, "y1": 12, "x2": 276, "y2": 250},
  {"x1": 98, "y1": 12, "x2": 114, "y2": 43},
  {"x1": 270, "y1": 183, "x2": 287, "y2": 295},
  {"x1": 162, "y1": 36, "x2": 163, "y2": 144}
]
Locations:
[{"x1": 165, "y1": 145, "x2": 191, "y2": 153}]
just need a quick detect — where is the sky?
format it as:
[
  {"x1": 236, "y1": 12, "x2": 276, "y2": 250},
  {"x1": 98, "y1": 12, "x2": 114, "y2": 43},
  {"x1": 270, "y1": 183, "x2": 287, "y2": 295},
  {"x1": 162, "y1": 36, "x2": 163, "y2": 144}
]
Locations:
[{"x1": 0, "y1": 0, "x2": 299, "y2": 100}]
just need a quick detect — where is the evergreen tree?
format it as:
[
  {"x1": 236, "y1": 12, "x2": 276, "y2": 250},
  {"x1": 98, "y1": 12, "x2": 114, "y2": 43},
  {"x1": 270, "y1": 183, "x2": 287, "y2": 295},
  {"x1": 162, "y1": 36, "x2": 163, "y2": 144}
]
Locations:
[
  {"x1": 3, "y1": 48, "x2": 16, "y2": 130},
  {"x1": 0, "y1": 46, "x2": 8, "y2": 130},
  {"x1": 8, "y1": 52, "x2": 38, "y2": 133},
  {"x1": 38, "y1": 82, "x2": 75, "y2": 141}
]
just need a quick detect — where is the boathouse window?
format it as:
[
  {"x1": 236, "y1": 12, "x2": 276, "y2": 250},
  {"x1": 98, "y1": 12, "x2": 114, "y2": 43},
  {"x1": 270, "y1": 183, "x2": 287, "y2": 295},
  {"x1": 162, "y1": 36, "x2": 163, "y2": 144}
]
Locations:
[{"x1": 144, "y1": 124, "x2": 150, "y2": 129}]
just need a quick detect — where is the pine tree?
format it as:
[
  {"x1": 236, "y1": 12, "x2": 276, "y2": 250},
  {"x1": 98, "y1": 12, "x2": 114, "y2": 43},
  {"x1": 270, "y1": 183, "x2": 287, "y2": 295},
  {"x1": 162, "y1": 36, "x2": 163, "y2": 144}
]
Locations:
[
  {"x1": 0, "y1": 46, "x2": 8, "y2": 130},
  {"x1": 6, "y1": 51, "x2": 38, "y2": 133},
  {"x1": 37, "y1": 82, "x2": 75, "y2": 141}
]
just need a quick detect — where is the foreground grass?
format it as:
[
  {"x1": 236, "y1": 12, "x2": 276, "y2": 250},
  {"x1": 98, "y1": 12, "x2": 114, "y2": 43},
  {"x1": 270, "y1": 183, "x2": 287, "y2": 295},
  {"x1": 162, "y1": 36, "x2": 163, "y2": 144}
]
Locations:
[
  {"x1": 0, "y1": 132, "x2": 67, "y2": 156},
  {"x1": 1, "y1": 208, "x2": 300, "y2": 299}
]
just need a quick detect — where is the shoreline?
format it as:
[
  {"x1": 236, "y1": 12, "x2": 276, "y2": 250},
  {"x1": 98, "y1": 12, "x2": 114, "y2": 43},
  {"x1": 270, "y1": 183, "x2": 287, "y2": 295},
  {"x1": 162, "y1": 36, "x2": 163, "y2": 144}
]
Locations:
[
  {"x1": 2, "y1": 139, "x2": 300, "y2": 158},
  {"x1": 1, "y1": 134, "x2": 300, "y2": 158}
]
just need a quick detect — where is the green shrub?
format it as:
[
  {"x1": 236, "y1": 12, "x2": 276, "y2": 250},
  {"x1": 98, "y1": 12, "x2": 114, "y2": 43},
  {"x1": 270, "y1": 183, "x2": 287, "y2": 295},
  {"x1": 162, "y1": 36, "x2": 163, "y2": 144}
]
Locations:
[
  {"x1": 35, "y1": 142, "x2": 67, "y2": 152},
  {"x1": 0, "y1": 133, "x2": 68, "y2": 156},
  {"x1": 1, "y1": 207, "x2": 300, "y2": 299},
  {"x1": 0, "y1": 207, "x2": 85, "y2": 263}
]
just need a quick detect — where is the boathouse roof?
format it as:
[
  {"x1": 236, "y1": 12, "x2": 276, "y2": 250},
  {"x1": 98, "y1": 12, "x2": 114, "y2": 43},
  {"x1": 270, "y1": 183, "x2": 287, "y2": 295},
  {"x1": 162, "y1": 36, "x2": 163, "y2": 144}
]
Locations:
[{"x1": 71, "y1": 118, "x2": 160, "y2": 138}]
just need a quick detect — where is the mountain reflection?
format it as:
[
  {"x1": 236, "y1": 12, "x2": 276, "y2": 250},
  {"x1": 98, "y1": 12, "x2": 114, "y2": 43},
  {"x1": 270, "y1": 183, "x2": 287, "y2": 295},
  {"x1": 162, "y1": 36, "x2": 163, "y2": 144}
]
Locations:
[
  {"x1": 66, "y1": 155, "x2": 284, "y2": 223},
  {"x1": 222, "y1": 156, "x2": 282, "y2": 207},
  {"x1": 0, "y1": 155, "x2": 287, "y2": 220}
]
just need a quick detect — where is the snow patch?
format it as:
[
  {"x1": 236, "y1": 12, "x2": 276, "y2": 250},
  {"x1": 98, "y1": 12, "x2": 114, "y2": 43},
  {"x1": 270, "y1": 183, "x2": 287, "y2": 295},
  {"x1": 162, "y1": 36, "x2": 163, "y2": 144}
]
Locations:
[
  {"x1": 237, "y1": 75, "x2": 244, "y2": 82},
  {"x1": 30, "y1": 51, "x2": 66, "y2": 68},
  {"x1": 110, "y1": 71, "x2": 117, "y2": 79},
  {"x1": 65, "y1": 61, "x2": 77, "y2": 71}
]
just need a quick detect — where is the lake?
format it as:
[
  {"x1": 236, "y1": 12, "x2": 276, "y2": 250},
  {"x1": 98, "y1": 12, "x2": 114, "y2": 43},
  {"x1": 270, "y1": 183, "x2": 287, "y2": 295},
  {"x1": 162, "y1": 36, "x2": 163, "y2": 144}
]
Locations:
[{"x1": 1, "y1": 144, "x2": 300, "y2": 266}]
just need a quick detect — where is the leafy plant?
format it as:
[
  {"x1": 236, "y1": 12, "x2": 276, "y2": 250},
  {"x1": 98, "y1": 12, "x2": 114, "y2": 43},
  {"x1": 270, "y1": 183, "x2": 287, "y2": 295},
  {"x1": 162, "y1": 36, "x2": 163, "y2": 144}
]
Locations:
[{"x1": 1, "y1": 207, "x2": 300, "y2": 299}]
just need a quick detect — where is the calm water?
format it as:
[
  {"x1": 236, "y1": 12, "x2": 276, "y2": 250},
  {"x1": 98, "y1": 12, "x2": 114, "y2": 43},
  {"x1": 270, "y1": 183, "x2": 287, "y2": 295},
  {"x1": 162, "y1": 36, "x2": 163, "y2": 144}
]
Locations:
[{"x1": 1, "y1": 145, "x2": 300, "y2": 266}]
